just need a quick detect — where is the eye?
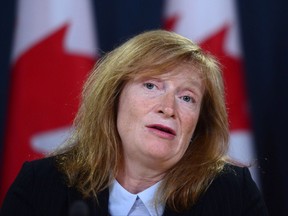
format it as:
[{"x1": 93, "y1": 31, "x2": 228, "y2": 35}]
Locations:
[
  {"x1": 144, "y1": 82, "x2": 155, "y2": 90},
  {"x1": 181, "y1": 95, "x2": 194, "y2": 103}
]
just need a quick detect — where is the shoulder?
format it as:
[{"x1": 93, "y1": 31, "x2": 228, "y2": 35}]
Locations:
[
  {"x1": 212, "y1": 164, "x2": 253, "y2": 189},
  {"x1": 1, "y1": 156, "x2": 69, "y2": 216},
  {"x1": 192, "y1": 164, "x2": 268, "y2": 216},
  {"x1": 17, "y1": 156, "x2": 66, "y2": 189},
  {"x1": 199, "y1": 164, "x2": 252, "y2": 203},
  {"x1": 22, "y1": 156, "x2": 69, "y2": 197},
  {"x1": 25, "y1": 156, "x2": 63, "y2": 179}
]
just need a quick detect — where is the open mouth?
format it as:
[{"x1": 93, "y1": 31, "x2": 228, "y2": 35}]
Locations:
[{"x1": 147, "y1": 124, "x2": 176, "y2": 136}]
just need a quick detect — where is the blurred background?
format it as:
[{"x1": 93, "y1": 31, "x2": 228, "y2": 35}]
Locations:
[{"x1": 0, "y1": 0, "x2": 287, "y2": 215}]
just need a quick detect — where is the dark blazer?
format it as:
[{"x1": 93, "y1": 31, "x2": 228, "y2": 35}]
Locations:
[{"x1": 1, "y1": 157, "x2": 268, "y2": 216}]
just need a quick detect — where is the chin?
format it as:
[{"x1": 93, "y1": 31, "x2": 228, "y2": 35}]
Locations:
[{"x1": 147, "y1": 151, "x2": 180, "y2": 164}]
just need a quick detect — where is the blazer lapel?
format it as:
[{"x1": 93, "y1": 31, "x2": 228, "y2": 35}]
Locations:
[
  {"x1": 162, "y1": 205, "x2": 197, "y2": 216},
  {"x1": 95, "y1": 189, "x2": 110, "y2": 216},
  {"x1": 68, "y1": 187, "x2": 110, "y2": 216},
  {"x1": 162, "y1": 206, "x2": 182, "y2": 216}
]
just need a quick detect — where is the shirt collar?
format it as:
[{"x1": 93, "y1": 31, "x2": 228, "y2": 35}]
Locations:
[{"x1": 109, "y1": 179, "x2": 164, "y2": 216}]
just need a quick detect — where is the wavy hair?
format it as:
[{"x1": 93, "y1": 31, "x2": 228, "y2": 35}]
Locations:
[{"x1": 55, "y1": 30, "x2": 229, "y2": 212}]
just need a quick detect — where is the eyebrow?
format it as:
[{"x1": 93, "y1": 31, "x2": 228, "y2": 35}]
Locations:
[
  {"x1": 183, "y1": 79, "x2": 204, "y2": 95},
  {"x1": 135, "y1": 74, "x2": 204, "y2": 94}
]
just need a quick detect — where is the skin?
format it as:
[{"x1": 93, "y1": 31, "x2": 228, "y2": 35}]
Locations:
[{"x1": 116, "y1": 64, "x2": 205, "y2": 193}]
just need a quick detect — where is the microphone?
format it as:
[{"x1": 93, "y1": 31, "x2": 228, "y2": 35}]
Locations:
[{"x1": 69, "y1": 200, "x2": 89, "y2": 216}]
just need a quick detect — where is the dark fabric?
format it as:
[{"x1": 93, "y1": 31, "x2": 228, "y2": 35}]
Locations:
[
  {"x1": 0, "y1": 0, "x2": 16, "y2": 172},
  {"x1": 92, "y1": 0, "x2": 164, "y2": 53},
  {"x1": 0, "y1": 157, "x2": 268, "y2": 216},
  {"x1": 0, "y1": 157, "x2": 109, "y2": 216},
  {"x1": 236, "y1": 1, "x2": 288, "y2": 215}
]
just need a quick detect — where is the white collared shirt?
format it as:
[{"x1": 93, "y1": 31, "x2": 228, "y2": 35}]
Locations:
[{"x1": 108, "y1": 179, "x2": 164, "y2": 216}]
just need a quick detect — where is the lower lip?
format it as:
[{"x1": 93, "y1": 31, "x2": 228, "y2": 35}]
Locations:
[{"x1": 147, "y1": 127, "x2": 176, "y2": 140}]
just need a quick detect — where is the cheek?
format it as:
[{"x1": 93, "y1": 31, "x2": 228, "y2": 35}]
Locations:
[
  {"x1": 117, "y1": 102, "x2": 132, "y2": 132},
  {"x1": 117, "y1": 92, "x2": 141, "y2": 138},
  {"x1": 181, "y1": 113, "x2": 200, "y2": 141}
]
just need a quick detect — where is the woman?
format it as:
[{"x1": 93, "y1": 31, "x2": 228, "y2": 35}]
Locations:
[{"x1": 1, "y1": 30, "x2": 268, "y2": 215}]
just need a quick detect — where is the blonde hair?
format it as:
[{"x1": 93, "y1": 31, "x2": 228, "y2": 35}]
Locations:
[{"x1": 55, "y1": 30, "x2": 229, "y2": 211}]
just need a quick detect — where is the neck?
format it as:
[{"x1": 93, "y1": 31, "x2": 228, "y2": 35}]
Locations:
[{"x1": 116, "y1": 160, "x2": 166, "y2": 194}]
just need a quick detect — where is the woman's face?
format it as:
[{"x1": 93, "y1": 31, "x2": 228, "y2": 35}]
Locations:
[{"x1": 117, "y1": 64, "x2": 204, "y2": 170}]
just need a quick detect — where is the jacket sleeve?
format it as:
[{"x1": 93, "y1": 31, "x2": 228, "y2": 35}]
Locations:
[
  {"x1": 242, "y1": 167, "x2": 269, "y2": 216},
  {"x1": 0, "y1": 162, "x2": 35, "y2": 216}
]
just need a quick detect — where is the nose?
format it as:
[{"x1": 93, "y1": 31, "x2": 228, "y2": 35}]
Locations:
[{"x1": 158, "y1": 92, "x2": 176, "y2": 118}]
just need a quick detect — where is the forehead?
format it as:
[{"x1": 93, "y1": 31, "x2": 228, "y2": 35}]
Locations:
[{"x1": 136, "y1": 63, "x2": 204, "y2": 83}]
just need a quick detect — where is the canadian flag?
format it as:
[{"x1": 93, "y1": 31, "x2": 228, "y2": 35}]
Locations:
[
  {"x1": 165, "y1": 0, "x2": 259, "y2": 183},
  {"x1": 0, "y1": 0, "x2": 98, "y2": 203}
]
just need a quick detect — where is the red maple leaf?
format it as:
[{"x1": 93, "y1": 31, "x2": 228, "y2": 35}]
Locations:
[
  {"x1": 0, "y1": 24, "x2": 96, "y2": 203},
  {"x1": 201, "y1": 26, "x2": 250, "y2": 130},
  {"x1": 164, "y1": 15, "x2": 179, "y2": 31}
]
